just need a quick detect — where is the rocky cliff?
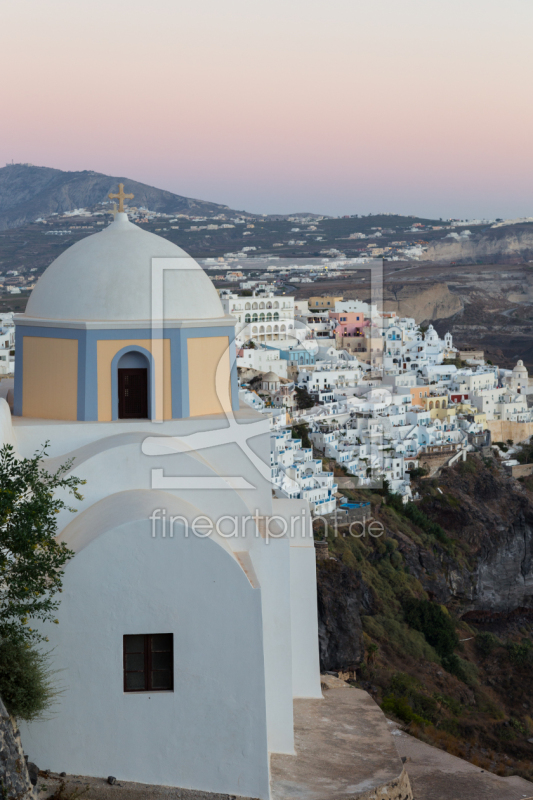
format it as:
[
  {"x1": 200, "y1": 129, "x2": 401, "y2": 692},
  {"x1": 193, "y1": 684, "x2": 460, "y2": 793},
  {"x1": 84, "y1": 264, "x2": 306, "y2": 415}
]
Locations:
[
  {"x1": 315, "y1": 454, "x2": 533, "y2": 780},
  {"x1": 317, "y1": 560, "x2": 374, "y2": 671},
  {"x1": 381, "y1": 282, "x2": 463, "y2": 323},
  {"x1": 316, "y1": 456, "x2": 533, "y2": 673},
  {"x1": 421, "y1": 223, "x2": 533, "y2": 264},
  {"x1": 0, "y1": 697, "x2": 34, "y2": 799},
  {"x1": 421, "y1": 460, "x2": 533, "y2": 613}
]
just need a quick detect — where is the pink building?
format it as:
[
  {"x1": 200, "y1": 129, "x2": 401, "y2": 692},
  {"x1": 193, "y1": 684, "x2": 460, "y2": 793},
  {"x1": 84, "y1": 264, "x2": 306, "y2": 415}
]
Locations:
[{"x1": 330, "y1": 311, "x2": 367, "y2": 337}]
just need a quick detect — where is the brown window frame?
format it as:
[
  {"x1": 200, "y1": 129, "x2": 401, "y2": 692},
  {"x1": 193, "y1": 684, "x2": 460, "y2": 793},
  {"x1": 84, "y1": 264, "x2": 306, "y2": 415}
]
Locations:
[{"x1": 123, "y1": 633, "x2": 174, "y2": 693}]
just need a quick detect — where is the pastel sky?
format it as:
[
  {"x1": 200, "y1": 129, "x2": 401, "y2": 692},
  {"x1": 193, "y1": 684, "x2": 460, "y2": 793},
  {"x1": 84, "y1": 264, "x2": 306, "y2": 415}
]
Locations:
[{"x1": 1, "y1": 0, "x2": 532, "y2": 219}]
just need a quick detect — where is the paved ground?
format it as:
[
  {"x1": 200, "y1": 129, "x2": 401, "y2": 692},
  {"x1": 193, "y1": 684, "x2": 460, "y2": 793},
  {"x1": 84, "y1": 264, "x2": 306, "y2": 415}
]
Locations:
[
  {"x1": 270, "y1": 687, "x2": 411, "y2": 800},
  {"x1": 37, "y1": 685, "x2": 533, "y2": 800},
  {"x1": 37, "y1": 686, "x2": 411, "y2": 800},
  {"x1": 37, "y1": 775, "x2": 250, "y2": 800},
  {"x1": 390, "y1": 722, "x2": 533, "y2": 800}
]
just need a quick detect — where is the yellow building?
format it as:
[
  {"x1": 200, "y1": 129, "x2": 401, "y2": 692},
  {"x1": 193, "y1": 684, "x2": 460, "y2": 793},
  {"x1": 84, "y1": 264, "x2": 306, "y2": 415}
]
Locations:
[
  {"x1": 308, "y1": 296, "x2": 343, "y2": 311},
  {"x1": 423, "y1": 394, "x2": 449, "y2": 419},
  {"x1": 456, "y1": 402, "x2": 487, "y2": 426}
]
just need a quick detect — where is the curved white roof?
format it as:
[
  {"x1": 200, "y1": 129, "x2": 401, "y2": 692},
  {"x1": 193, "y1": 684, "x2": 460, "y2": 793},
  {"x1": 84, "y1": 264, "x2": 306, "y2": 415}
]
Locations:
[
  {"x1": 513, "y1": 360, "x2": 528, "y2": 373},
  {"x1": 24, "y1": 213, "x2": 225, "y2": 322}
]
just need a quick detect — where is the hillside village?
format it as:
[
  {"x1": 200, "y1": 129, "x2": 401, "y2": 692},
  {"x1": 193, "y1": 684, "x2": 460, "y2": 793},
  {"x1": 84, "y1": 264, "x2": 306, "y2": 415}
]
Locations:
[
  {"x1": 219, "y1": 288, "x2": 533, "y2": 514},
  {"x1": 0, "y1": 250, "x2": 531, "y2": 519}
]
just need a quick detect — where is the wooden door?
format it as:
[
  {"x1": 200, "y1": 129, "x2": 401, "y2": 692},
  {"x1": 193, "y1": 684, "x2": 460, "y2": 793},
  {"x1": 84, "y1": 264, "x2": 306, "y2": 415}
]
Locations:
[{"x1": 118, "y1": 368, "x2": 148, "y2": 419}]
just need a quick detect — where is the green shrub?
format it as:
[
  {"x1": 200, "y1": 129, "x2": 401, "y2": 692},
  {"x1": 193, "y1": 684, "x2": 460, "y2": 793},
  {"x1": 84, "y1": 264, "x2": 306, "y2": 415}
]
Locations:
[
  {"x1": 510, "y1": 717, "x2": 526, "y2": 735},
  {"x1": 438, "y1": 717, "x2": 460, "y2": 735},
  {"x1": 442, "y1": 654, "x2": 478, "y2": 687},
  {"x1": 389, "y1": 671, "x2": 420, "y2": 695},
  {"x1": 475, "y1": 631, "x2": 501, "y2": 657},
  {"x1": 291, "y1": 423, "x2": 311, "y2": 449},
  {"x1": 381, "y1": 694, "x2": 429, "y2": 725},
  {"x1": 0, "y1": 639, "x2": 56, "y2": 721},
  {"x1": 402, "y1": 503, "x2": 450, "y2": 545},
  {"x1": 474, "y1": 688, "x2": 504, "y2": 718},
  {"x1": 459, "y1": 458, "x2": 477, "y2": 475},
  {"x1": 407, "y1": 467, "x2": 429, "y2": 480},
  {"x1": 434, "y1": 693, "x2": 462, "y2": 716},
  {"x1": 507, "y1": 639, "x2": 533, "y2": 666},
  {"x1": 403, "y1": 598, "x2": 458, "y2": 658},
  {"x1": 411, "y1": 693, "x2": 438, "y2": 722},
  {"x1": 386, "y1": 672, "x2": 438, "y2": 722},
  {"x1": 362, "y1": 615, "x2": 440, "y2": 662}
]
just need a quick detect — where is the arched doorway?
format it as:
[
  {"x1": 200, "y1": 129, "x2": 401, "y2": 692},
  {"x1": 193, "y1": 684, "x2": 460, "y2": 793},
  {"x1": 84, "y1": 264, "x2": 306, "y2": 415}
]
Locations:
[{"x1": 117, "y1": 350, "x2": 149, "y2": 419}]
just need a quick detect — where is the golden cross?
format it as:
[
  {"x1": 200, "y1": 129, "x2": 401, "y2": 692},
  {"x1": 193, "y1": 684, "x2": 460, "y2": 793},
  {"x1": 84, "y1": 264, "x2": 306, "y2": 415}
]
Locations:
[
  {"x1": 109, "y1": 203, "x2": 118, "y2": 219},
  {"x1": 108, "y1": 183, "x2": 134, "y2": 213}
]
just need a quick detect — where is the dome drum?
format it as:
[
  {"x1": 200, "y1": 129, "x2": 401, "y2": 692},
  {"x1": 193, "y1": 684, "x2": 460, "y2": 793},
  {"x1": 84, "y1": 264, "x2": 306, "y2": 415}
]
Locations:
[{"x1": 13, "y1": 214, "x2": 239, "y2": 421}]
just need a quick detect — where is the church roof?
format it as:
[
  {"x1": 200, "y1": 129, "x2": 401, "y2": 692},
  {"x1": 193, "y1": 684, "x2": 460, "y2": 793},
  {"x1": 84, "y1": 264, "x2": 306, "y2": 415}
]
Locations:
[
  {"x1": 513, "y1": 360, "x2": 528, "y2": 374},
  {"x1": 263, "y1": 371, "x2": 280, "y2": 381},
  {"x1": 24, "y1": 213, "x2": 224, "y2": 323}
]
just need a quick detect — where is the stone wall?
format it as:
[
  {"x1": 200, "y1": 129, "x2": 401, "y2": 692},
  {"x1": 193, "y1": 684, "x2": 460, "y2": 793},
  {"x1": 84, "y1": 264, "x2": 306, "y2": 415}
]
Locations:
[
  {"x1": 419, "y1": 446, "x2": 461, "y2": 477},
  {"x1": 0, "y1": 697, "x2": 34, "y2": 800},
  {"x1": 506, "y1": 463, "x2": 533, "y2": 478},
  {"x1": 485, "y1": 420, "x2": 533, "y2": 445}
]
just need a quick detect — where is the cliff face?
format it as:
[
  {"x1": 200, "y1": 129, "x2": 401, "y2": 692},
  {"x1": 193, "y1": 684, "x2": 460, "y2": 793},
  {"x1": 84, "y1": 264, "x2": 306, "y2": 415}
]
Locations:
[
  {"x1": 317, "y1": 457, "x2": 533, "y2": 780},
  {"x1": 316, "y1": 560, "x2": 373, "y2": 671},
  {"x1": 382, "y1": 282, "x2": 463, "y2": 323},
  {"x1": 421, "y1": 224, "x2": 533, "y2": 264},
  {"x1": 316, "y1": 457, "x2": 533, "y2": 673},
  {"x1": 0, "y1": 697, "x2": 33, "y2": 800},
  {"x1": 420, "y1": 462, "x2": 533, "y2": 613}
]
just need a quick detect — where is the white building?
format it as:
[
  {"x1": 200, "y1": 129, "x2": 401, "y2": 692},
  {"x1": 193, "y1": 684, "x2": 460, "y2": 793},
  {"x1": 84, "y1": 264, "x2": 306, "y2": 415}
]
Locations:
[
  {"x1": 14, "y1": 210, "x2": 322, "y2": 798},
  {"x1": 271, "y1": 430, "x2": 337, "y2": 515},
  {"x1": 220, "y1": 291, "x2": 295, "y2": 344},
  {"x1": 237, "y1": 346, "x2": 290, "y2": 378}
]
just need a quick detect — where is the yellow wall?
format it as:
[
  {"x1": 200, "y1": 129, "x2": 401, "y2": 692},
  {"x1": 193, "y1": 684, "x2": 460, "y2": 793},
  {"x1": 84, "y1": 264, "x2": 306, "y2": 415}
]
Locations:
[
  {"x1": 97, "y1": 339, "x2": 171, "y2": 421},
  {"x1": 23, "y1": 337, "x2": 78, "y2": 420},
  {"x1": 308, "y1": 296, "x2": 343, "y2": 309},
  {"x1": 187, "y1": 336, "x2": 232, "y2": 417},
  {"x1": 424, "y1": 395, "x2": 447, "y2": 413},
  {"x1": 485, "y1": 420, "x2": 533, "y2": 445},
  {"x1": 431, "y1": 406, "x2": 456, "y2": 421}
]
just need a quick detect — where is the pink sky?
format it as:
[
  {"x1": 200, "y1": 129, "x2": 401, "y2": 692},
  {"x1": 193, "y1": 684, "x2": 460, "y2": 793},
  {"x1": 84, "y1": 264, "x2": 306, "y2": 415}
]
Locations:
[{"x1": 1, "y1": 0, "x2": 532, "y2": 218}]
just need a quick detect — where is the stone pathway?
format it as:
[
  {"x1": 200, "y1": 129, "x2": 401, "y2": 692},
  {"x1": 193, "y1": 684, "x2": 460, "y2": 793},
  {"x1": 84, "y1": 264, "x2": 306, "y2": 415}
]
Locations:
[
  {"x1": 271, "y1": 686, "x2": 412, "y2": 800},
  {"x1": 390, "y1": 722, "x2": 533, "y2": 800}
]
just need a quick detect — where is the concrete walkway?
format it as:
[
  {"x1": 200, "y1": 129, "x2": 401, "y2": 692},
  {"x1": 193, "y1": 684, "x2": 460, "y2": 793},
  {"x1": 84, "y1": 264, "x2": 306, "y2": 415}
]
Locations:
[
  {"x1": 39, "y1": 684, "x2": 533, "y2": 800},
  {"x1": 37, "y1": 686, "x2": 412, "y2": 800},
  {"x1": 271, "y1": 686, "x2": 412, "y2": 800},
  {"x1": 390, "y1": 722, "x2": 533, "y2": 800}
]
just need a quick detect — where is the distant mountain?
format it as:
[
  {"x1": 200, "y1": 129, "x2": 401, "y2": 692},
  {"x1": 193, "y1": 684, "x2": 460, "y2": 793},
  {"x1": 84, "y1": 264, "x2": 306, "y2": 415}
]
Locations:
[{"x1": 0, "y1": 164, "x2": 243, "y2": 230}]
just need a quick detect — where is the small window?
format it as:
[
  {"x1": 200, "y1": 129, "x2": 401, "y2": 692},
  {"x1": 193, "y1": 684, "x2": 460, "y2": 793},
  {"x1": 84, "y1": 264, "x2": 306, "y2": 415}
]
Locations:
[{"x1": 123, "y1": 633, "x2": 173, "y2": 692}]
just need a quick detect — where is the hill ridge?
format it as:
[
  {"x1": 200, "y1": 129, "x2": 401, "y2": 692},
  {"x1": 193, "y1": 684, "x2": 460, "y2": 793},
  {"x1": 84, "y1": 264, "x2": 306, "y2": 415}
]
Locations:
[{"x1": 0, "y1": 163, "x2": 240, "y2": 230}]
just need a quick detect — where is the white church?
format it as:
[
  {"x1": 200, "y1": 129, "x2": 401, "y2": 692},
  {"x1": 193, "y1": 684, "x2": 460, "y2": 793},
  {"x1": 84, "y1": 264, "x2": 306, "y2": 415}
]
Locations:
[{"x1": 4, "y1": 194, "x2": 322, "y2": 799}]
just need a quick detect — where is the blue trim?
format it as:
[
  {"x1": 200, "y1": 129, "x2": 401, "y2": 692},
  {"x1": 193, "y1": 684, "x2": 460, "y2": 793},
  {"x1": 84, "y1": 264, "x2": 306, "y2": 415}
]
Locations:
[
  {"x1": 14, "y1": 323, "x2": 239, "y2": 420},
  {"x1": 110, "y1": 345, "x2": 155, "y2": 421}
]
